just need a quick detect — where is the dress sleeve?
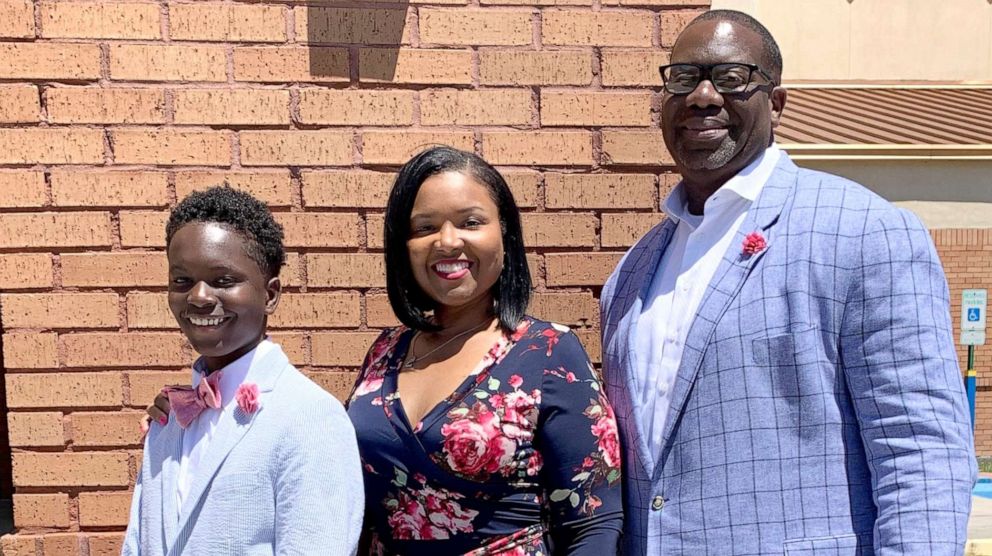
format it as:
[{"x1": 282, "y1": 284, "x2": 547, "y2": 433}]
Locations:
[{"x1": 534, "y1": 327, "x2": 623, "y2": 555}]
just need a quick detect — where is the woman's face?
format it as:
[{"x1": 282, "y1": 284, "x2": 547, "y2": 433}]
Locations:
[{"x1": 407, "y1": 171, "x2": 504, "y2": 312}]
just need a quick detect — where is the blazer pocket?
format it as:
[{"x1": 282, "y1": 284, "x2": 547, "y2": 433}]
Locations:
[
  {"x1": 751, "y1": 326, "x2": 819, "y2": 367},
  {"x1": 209, "y1": 471, "x2": 267, "y2": 496},
  {"x1": 783, "y1": 533, "x2": 869, "y2": 555}
]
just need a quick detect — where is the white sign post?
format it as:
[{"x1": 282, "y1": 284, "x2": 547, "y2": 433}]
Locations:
[{"x1": 962, "y1": 289, "x2": 987, "y2": 346}]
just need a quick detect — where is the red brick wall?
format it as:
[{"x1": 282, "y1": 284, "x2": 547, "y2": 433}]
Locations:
[{"x1": 0, "y1": 0, "x2": 707, "y2": 552}]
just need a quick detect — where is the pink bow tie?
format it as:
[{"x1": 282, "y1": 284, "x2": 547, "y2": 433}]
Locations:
[{"x1": 162, "y1": 371, "x2": 223, "y2": 429}]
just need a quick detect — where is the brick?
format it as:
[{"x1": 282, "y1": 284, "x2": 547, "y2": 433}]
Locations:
[
  {"x1": 175, "y1": 170, "x2": 293, "y2": 206},
  {"x1": 6, "y1": 372, "x2": 124, "y2": 408},
  {"x1": 0, "y1": 0, "x2": 34, "y2": 37},
  {"x1": 13, "y1": 452, "x2": 130, "y2": 487},
  {"x1": 234, "y1": 46, "x2": 349, "y2": 83},
  {"x1": 61, "y1": 252, "x2": 168, "y2": 287},
  {"x1": 602, "y1": 130, "x2": 674, "y2": 165},
  {"x1": 268, "y1": 332, "x2": 308, "y2": 365},
  {"x1": 306, "y1": 371, "x2": 358, "y2": 400},
  {"x1": 546, "y1": 252, "x2": 623, "y2": 286},
  {"x1": 480, "y1": 50, "x2": 592, "y2": 85},
  {"x1": 118, "y1": 211, "x2": 167, "y2": 248},
  {"x1": 0, "y1": 171, "x2": 45, "y2": 207},
  {"x1": 365, "y1": 293, "x2": 399, "y2": 327},
  {"x1": 62, "y1": 333, "x2": 187, "y2": 367},
  {"x1": 298, "y1": 90, "x2": 414, "y2": 126},
  {"x1": 276, "y1": 213, "x2": 360, "y2": 247},
  {"x1": 359, "y1": 48, "x2": 472, "y2": 84},
  {"x1": 1, "y1": 293, "x2": 119, "y2": 328},
  {"x1": 13, "y1": 494, "x2": 70, "y2": 528},
  {"x1": 295, "y1": 7, "x2": 413, "y2": 45},
  {"x1": 302, "y1": 171, "x2": 392, "y2": 208},
  {"x1": 0, "y1": 128, "x2": 104, "y2": 164},
  {"x1": 240, "y1": 131, "x2": 352, "y2": 166},
  {"x1": 366, "y1": 213, "x2": 385, "y2": 249},
  {"x1": 521, "y1": 213, "x2": 596, "y2": 247},
  {"x1": 421, "y1": 89, "x2": 533, "y2": 126},
  {"x1": 482, "y1": 0, "x2": 588, "y2": 5},
  {"x1": 0, "y1": 42, "x2": 101, "y2": 80},
  {"x1": 542, "y1": 10, "x2": 653, "y2": 47},
  {"x1": 280, "y1": 252, "x2": 305, "y2": 288},
  {"x1": 174, "y1": 89, "x2": 290, "y2": 126},
  {"x1": 601, "y1": 212, "x2": 662, "y2": 246},
  {"x1": 541, "y1": 91, "x2": 653, "y2": 126},
  {"x1": 125, "y1": 292, "x2": 174, "y2": 329},
  {"x1": 171, "y1": 2, "x2": 286, "y2": 42},
  {"x1": 112, "y1": 130, "x2": 231, "y2": 166},
  {"x1": 71, "y1": 412, "x2": 144, "y2": 447},
  {"x1": 605, "y1": 0, "x2": 705, "y2": 4},
  {"x1": 601, "y1": 48, "x2": 670, "y2": 86},
  {"x1": 2, "y1": 333, "x2": 58, "y2": 369},
  {"x1": 307, "y1": 254, "x2": 385, "y2": 288},
  {"x1": 126, "y1": 370, "x2": 188, "y2": 408},
  {"x1": 41, "y1": 1, "x2": 160, "y2": 39},
  {"x1": 87, "y1": 534, "x2": 125, "y2": 556},
  {"x1": 0, "y1": 212, "x2": 112, "y2": 248},
  {"x1": 502, "y1": 170, "x2": 541, "y2": 208},
  {"x1": 483, "y1": 131, "x2": 593, "y2": 166},
  {"x1": 529, "y1": 292, "x2": 598, "y2": 327},
  {"x1": 47, "y1": 86, "x2": 167, "y2": 124},
  {"x1": 0, "y1": 84, "x2": 40, "y2": 123},
  {"x1": 420, "y1": 8, "x2": 532, "y2": 46},
  {"x1": 311, "y1": 331, "x2": 383, "y2": 366},
  {"x1": 42, "y1": 533, "x2": 82, "y2": 556},
  {"x1": 0, "y1": 253, "x2": 53, "y2": 289},
  {"x1": 269, "y1": 293, "x2": 361, "y2": 328},
  {"x1": 1, "y1": 534, "x2": 39, "y2": 556},
  {"x1": 78, "y1": 492, "x2": 132, "y2": 527},
  {"x1": 545, "y1": 172, "x2": 655, "y2": 208},
  {"x1": 51, "y1": 170, "x2": 169, "y2": 207},
  {"x1": 7, "y1": 412, "x2": 64, "y2": 447},
  {"x1": 109, "y1": 44, "x2": 226, "y2": 82},
  {"x1": 362, "y1": 130, "x2": 474, "y2": 165},
  {"x1": 660, "y1": 9, "x2": 706, "y2": 47},
  {"x1": 574, "y1": 328, "x2": 601, "y2": 363}
]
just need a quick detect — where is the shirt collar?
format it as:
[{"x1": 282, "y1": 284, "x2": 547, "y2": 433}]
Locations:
[
  {"x1": 191, "y1": 338, "x2": 275, "y2": 406},
  {"x1": 663, "y1": 144, "x2": 782, "y2": 224}
]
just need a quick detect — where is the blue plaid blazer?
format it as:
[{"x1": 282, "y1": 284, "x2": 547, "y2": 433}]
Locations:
[
  {"x1": 601, "y1": 155, "x2": 976, "y2": 555},
  {"x1": 122, "y1": 345, "x2": 364, "y2": 556}
]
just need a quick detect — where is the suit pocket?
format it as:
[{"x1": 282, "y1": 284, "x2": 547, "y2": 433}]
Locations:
[
  {"x1": 751, "y1": 326, "x2": 819, "y2": 367},
  {"x1": 210, "y1": 471, "x2": 267, "y2": 496},
  {"x1": 783, "y1": 533, "x2": 870, "y2": 555}
]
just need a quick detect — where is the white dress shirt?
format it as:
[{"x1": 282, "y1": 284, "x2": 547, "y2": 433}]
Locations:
[
  {"x1": 633, "y1": 145, "x2": 781, "y2": 457},
  {"x1": 176, "y1": 339, "x2": 275, "y2": 515}
]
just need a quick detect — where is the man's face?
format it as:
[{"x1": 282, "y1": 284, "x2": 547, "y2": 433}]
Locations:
[{"x1": 661, "y1": 19, "x2": 785, "y2": 184}]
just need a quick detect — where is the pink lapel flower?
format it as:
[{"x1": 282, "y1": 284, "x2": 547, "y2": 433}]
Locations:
[
  {"x1": 235, "y1": 382, "x2": 260, "y2": 414},
  {"x1": 742, "y1": 231, "x2": 767, "y2": 256}
]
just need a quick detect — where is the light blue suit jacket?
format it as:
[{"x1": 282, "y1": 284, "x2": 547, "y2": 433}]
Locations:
[
  {"x1": 122, "y1": 345, "x2": 364, "y2": 556},
  {"x1": 601, "y1": 155, "x2": 976, "y2": 555}
]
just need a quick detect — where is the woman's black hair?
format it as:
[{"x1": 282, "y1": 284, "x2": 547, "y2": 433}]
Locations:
[{"x1": 384, "y1": 146, "x2": 531, "y2": 333}]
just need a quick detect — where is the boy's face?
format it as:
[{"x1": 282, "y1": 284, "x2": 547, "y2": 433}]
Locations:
[{"x1": 167, "y1": 221, "x2": 281, "y2": 372}]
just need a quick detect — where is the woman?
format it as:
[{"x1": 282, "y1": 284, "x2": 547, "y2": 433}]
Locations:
[{"x1": 349, "y1": 146, "x2": 622, "y2": 554}]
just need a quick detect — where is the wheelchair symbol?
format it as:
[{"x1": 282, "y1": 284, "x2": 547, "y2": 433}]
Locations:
[{"x1": 968, "y1": 308, "x2": 981, "y2": 322}]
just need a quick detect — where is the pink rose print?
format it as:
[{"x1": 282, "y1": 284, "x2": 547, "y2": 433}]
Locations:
[
  {"x1": 508, "y1": 374, "x2": 523, "y2": 389},
  {"x1": 385, "y1": 472, "x2": 477, "y2": 540},
  {"x1": 235, "y1": 383, "x2": 260, "y2": 414},
  {"x1": 440, "y1": 403, "x2": 515, "y2": 477},
  {"x1": 354, "y1": 376, "x2": 383, "y2": 398},
  {"x1": 591, "y1": 403, "x2": 621, "y2": 470},
  {"x1": 742, "y1": 231, "x2": 767, "y2": 256}
]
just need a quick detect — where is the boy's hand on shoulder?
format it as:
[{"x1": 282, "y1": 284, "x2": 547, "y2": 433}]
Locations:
[{"x1": 140, "y1": 388, "x2": 177, "y2": 435}]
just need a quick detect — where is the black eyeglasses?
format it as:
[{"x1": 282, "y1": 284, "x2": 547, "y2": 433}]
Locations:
[{"x1": 658, "y1": 63, "x2": 774, "y2": 94}]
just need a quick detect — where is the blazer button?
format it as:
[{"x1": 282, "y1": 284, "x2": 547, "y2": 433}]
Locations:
[{"x1": 651, "y1": 495, "x2": 665, "y2": 511}]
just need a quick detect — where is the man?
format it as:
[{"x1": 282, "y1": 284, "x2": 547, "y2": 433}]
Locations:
[{"x1": 601, "y1": 10, "x2": 975, "y2": 555}]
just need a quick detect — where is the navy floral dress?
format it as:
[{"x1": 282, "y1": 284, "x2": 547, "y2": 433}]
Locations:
[{"x1": 347, "y1": 317, "x2": 623, "y2": 555}]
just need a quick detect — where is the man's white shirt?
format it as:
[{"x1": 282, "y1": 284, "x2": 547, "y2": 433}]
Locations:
[
  {"x1": 633, "y1": 145, "x2": 781, "y2": 457},
  {"x1": 176, "y1": 339, "x2": 275, "y2": 516}
]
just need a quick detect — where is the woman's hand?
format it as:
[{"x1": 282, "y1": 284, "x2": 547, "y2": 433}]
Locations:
[{"x1": 139, "y1": 390, "x2": 174, "y2": 434}]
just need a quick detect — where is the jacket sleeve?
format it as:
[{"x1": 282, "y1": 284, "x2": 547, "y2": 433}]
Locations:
[
  {"x1": 839, "y1": 207, "x2": 977, "y2": 555},
  {"x1": 121, "y1": 435, "x2": 148, "y2": 556},
  {"x1": 274, "y1": 396, "x2": 365, "y2": 556}
]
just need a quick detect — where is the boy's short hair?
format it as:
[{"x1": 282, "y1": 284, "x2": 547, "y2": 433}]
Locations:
[{"x1": 166, "y1": 185, "x2": 285, "y2": 278}]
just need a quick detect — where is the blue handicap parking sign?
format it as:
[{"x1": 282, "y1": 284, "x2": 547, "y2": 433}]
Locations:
[{"x1": 968, "y1": 308, "x2": 981, "y2": 322}]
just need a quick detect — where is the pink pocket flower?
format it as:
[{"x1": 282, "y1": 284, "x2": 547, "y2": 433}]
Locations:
[
  {"x1": 742, "y1": 231, "x2": 767, "y2": 256},
  {"x1": 235, "y1": 382, "x2": 260, "y2": 414}
]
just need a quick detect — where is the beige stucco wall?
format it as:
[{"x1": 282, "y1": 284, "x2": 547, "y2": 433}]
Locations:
[{"x1": 710, "y1": 0, "x2": 992, "y2": 82}]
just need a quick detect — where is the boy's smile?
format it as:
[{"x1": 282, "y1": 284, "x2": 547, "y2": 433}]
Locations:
[{"x1": 167, "y1": 221, "x2": 281, "y2": 373}]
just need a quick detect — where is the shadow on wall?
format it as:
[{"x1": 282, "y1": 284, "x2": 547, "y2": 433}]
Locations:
[{"x1": 304, "y1": 3, "x2": 411, "y2": 81}]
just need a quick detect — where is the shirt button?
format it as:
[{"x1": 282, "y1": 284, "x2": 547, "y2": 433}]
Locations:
[{"x1": 652, "y1": 495, "x2": 665, "y2": 511}]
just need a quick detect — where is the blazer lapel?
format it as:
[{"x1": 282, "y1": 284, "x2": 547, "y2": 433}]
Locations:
[
  {"x1": 654, "y1": 158, "x2": 798, "y2": 477},
  {"x1": 170, "y1": 346, "x2": 290, "y2": 551}
]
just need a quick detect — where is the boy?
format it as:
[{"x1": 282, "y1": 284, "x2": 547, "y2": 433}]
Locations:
[{"x1": 123, "y1": 186, "x2": 363, "y2": 555}]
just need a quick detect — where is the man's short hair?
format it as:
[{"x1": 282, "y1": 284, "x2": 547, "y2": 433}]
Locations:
[
  {"x1": 166, "y1": 185, "x2": 285, "y2": 279},
  {"x1": 687, "y1": 9, "x2": 783, "y2": 83}
]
